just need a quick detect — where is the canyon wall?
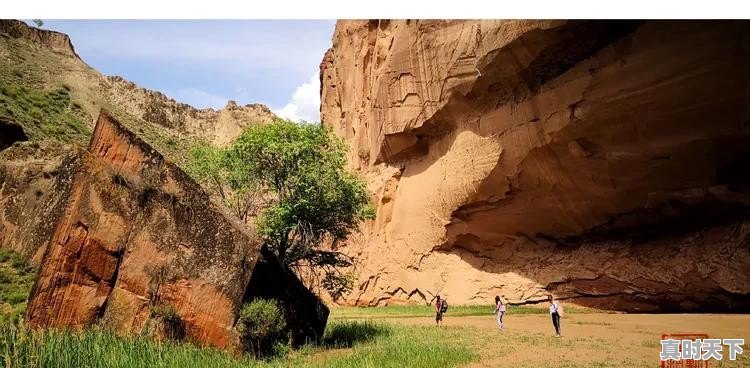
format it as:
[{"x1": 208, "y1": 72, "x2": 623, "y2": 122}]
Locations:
[{"x1": 320, "y1": 20, "x2": 750, "y2": 311}]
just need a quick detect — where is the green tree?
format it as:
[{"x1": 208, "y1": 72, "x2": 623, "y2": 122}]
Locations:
[
  {"x1": 187, "y1": 142, "x2": 264, "y2": 223},
  {"x1": 189, "y1": 120, "x2": 373, "y2": 296}
]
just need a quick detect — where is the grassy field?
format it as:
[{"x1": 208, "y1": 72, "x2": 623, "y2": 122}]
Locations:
[
  {"x1": 0, "y1": 319, "x2": 475, "y2": 368},
  {"x1": 1, "y1": 298, "x2": 748, "y2": 367},
  {"x1": 330, "y1": 304, "x2": 599, "y2": 319}
]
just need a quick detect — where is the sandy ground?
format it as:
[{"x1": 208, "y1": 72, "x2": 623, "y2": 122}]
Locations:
[{"x1": 373, "y1": 313, "x2": 750, "y2": 367}]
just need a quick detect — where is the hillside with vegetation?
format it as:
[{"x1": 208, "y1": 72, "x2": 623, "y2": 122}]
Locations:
[{"x1": 0, "y1": 20, "x2": 276, "y2": 166}]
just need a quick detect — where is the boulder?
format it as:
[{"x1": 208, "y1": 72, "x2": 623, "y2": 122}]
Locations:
[{"x1": 23, "y1": 111, "x2": 327, "y2": 348}]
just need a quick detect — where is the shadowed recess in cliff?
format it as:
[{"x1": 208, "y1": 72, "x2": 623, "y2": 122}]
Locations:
[
  {"x1": 0, "y1": 117, "x2": 28, "y2": 151},
  {"x1": 436, "y1": 216, "x2": 750, "y2": 312},
  {"x1": 241, "y1": 248, "x2": 329, "y2": 347},
  {"x1": 436, "y1": 21, "x2": 750, "y2": 311}
]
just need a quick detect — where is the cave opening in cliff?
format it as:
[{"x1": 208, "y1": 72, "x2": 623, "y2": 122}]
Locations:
[{"x1": 0, "y1": 117, "x2": 28, "y2": 151}]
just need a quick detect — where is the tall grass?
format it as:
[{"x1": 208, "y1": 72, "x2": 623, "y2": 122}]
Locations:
[
  {"x1": 0, "y1": 319, "x2": 477, "y2": 368},
  {"x1": 0, "y1": 249, "x2": 35, "y2": 325},
  {"x1": 0, "y1": 322, "x2": 262, "y2": 368}
]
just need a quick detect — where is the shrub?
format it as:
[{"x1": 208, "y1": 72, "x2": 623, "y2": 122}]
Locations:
[
  {"x1": 150, "y1": 304, "x2": 180, "y2": 322},
  {"x1": 148, "y1": 304, "x2": 185, "y2": 341},
  {"x1": 357, "y1": 147, "x2": 370, "y2": 161},
  {"x1": 137, "y1": 165, "x2": 162, "y2": 206},
  {"x1": 236, "y1": 299, "x2": 287, "y2": 358}
]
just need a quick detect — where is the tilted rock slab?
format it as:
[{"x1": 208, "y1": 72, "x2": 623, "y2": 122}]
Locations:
[
  {"x1": 25, "y1": 111, "x2": 261, "y2": 348},
  {"x1": 320, "y1": 20, "x2": 750, "y2": 311}
]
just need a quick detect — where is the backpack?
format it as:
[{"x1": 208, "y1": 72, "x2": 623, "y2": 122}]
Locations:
[{"x1": 440, "y1": 299, "x2": 448, "y2": 313}]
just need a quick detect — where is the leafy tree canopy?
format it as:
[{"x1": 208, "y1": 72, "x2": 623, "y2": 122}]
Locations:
[{"x1": 188, "y1": 120, "x2": 373, "y2": 298}]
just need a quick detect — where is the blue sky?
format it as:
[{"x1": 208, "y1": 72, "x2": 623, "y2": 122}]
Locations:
[{"x1": 34, "y1": 20, "x2": 335, "y2": 122}]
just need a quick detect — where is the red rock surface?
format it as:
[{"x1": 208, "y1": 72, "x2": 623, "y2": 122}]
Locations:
[
  {"x1": 25, "y1": 112, "x2": 262, "y2": 348},
  {"x1": 320, "y1": 20, "x2": 750, "y2": 311}
]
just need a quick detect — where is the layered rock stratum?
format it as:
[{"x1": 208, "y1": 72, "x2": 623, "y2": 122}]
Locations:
[{"x1": 320, "y1": 20, "x2": 750, "y2": 311}]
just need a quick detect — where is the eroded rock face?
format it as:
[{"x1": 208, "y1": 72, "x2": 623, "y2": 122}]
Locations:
[
  {"x1": 320, "y1": 20, "x2": 750, "y2": 311},
  {"x1": 0, "y1": 19, "x2": 79, "y2": 58},
  {"x1": 0, "y1": 140, "x2": 76, "y2": 264},
  {"x1": 105, "y1": 77, "x2": 277, "y2": 145},
  {"x1": 25, "y1": 112, "x2": 262, "y2": 348}
]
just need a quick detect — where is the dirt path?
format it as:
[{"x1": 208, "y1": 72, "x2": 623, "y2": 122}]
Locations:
[{"x1": 370, "y1": 313, "x2": 750, "y2": 367}]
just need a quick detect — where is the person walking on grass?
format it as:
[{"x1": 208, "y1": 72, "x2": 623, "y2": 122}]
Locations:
[
  {"x1": 494, "y1": 295, "x2": 506, "y2": 330},
  {"x1": 435, "y1": 295, "x2": 447, "y2": 326},
  {"x1": 549, "y1": 294, "x2": 564, "y2": 337}
]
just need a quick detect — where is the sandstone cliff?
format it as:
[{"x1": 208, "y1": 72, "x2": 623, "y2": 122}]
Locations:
[{"x1": 321, "y1": 20, "x2": 750, "y2": 311}]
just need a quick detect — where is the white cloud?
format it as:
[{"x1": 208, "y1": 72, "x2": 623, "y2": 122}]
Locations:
[{"x1": 273, "y1": 73, "x2": 320, "y2": 123}]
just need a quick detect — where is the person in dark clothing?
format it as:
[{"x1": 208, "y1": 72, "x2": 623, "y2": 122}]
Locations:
[
  {"x1": 435, "y1": 295, "x2": 444, "y2": 326},
  {"x1": 548, "y1": 294, "x2": 563, "y2": 337}
]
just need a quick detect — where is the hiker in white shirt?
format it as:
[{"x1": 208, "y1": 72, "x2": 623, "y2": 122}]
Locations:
[
  {"x1": 494, "y1": 295, "x2": 506, "y2": 330},
  {"x1": 548, "y1": 295, "x2": 563, "y2": 337}
]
